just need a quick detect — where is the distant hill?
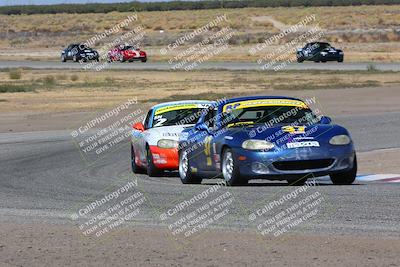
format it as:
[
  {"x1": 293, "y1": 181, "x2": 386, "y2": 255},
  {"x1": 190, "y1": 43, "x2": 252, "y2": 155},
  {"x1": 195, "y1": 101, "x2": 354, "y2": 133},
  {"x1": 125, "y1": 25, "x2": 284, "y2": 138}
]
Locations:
[{"x1": 1, "y1": 0, "x2": 400, "y2": 15}]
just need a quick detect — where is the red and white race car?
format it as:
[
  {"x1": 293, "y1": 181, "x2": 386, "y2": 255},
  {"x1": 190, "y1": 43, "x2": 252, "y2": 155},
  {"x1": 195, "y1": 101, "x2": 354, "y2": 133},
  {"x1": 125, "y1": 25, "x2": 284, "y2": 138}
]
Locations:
[
  {"x1": 130, "y1": 100, "x2": 211, "y2": 176},
  {"x1": 107, "y1": 44, "x2": 147, "y2": 63}
]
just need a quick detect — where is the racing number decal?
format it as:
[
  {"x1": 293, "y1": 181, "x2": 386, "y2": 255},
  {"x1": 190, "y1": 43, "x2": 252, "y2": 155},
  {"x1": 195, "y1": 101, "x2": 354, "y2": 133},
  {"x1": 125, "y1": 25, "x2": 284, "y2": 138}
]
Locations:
[
  {"x1": 282, "y1": 126, "x2": 306, "y2": 134},
  {"x1": 204, "y1": 136, "x2": 212, "y2": 166},
  {"x1": 153, "y1": 115, "x2": 167, "y2": 127}
]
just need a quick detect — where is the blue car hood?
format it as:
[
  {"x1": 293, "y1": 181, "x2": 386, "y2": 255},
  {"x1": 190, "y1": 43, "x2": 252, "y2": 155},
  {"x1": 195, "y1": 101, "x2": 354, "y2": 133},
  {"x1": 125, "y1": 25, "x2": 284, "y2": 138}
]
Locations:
[{"x1": 226, "y1": 123, "x2": 350, "y2": 146}]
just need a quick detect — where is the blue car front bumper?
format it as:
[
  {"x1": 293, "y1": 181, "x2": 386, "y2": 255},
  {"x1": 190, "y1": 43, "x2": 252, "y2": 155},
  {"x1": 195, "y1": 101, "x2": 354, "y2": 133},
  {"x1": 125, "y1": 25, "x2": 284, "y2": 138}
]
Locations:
[{"x1": 232, "y1": 145, "x2": 355, "y2": 180}]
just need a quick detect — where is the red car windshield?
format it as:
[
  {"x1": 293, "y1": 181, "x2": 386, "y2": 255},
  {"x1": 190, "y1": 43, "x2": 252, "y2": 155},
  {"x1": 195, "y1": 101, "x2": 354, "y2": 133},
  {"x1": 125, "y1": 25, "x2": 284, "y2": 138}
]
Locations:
[{"x1": 121, "y1": 46, "x2": 136, "y2": 51}]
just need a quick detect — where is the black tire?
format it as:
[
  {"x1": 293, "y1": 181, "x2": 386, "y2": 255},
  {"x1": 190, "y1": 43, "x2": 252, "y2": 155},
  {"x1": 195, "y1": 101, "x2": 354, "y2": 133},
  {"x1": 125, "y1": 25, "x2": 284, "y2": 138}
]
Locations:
[
  {"x1": 297, "y1": 58, "x2": 304, "y2": 63},
  {"x1": 179, "y1": 149, "x2": 202, "y2": 184},
  {"x1": 61, "y1": 55, "x2": 66, "y2": 62},
  {"x1": 221, "y1": 148, "x2": 248, "y2": 186},
  {"x1": 314, "y1": 60, "x2": 320, "y2": 63},
  {"x1": 330, "y1": 155, "x2": 357, "y2": 185},
  {"x1": 321, "y1": 60, "x2": 327, "y2": 63},
  {"x1": 146, "y1": 146, "x2": 162, "y2": 177},
  {"x1": 131, "y1": 145, "x2": 144, "y2": 174},
  {"x1": 141, "y1": 58, "x2": 147, "y2": 63},
  {"x1": 287, "y1": 177, "x2": 307, "y2": 186},
  {"x1": 338, "y1": 58, "x2": 344, "y2": 63},
  {"x1": 73, "y1": 55, "x2": 78, "y2": 62}
]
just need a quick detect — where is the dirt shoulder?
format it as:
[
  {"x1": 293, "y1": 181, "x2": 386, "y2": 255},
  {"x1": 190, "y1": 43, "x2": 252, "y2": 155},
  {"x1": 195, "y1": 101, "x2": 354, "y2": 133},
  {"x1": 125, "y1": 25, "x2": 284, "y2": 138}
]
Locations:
[
  {"x1": 358, "y1": 148, "x2": 400, "y2": 174},
  {"x1": 0, "y1": 223, "x2": 398, "y2": 267},
  {"x1": 1, "y1": 68, "x2": 400, "y2": 115}
]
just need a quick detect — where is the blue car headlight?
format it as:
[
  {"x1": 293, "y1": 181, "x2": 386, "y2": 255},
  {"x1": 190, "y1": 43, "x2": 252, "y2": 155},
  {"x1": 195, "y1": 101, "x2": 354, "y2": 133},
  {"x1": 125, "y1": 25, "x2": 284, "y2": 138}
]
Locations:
[
  {"x1": 242, "y1": 140, "x2": 274, "y2": 151},
  {"x1": 329, "y1": 135, "x2": 351, "y2": 145}
]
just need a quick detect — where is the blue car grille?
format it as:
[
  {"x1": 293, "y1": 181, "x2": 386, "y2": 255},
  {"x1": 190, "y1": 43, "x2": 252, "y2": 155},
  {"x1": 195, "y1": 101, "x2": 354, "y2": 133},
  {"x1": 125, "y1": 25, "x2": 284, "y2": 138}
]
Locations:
[{"x1": 273, "y1": 159, "x2": 334, "y2": 171}]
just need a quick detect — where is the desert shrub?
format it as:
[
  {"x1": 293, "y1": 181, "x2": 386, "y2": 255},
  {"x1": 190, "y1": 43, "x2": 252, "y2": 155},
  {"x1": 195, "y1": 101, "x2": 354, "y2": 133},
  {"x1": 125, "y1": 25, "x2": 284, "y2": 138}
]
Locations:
[
  {"x1": 153, "y1": 26, "x2": 164, "y2": 31},
  {"x1": 0, "y1": 84, "x2": 35, "y2": 93},
  {"x1": 70, "y1": 74, "x2": 79, "y2": 81},
  {"x1": 9, "y1": 69, "x2": 22, "y2": 80},
  {"x1": 43, "y1": 75, "x2": 56, "y2": 85}
]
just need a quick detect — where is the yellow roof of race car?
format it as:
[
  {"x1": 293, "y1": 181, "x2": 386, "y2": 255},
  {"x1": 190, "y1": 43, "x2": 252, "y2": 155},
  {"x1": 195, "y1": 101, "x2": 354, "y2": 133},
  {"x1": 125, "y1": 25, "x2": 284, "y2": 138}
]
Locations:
[
  {"x1": 222, "y1": 99, "x2": 308, "y2": 112},
  {"x1": 154, "y1": 101, "x2": 211, "y2": 115}
]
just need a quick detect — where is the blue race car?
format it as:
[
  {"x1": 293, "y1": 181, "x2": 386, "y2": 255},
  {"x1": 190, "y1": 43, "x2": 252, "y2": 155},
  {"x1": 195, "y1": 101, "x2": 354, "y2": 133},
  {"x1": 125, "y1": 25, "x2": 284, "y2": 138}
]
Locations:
[{"x1": 178, "y1": 96, "x2": 357, "y2": 186}]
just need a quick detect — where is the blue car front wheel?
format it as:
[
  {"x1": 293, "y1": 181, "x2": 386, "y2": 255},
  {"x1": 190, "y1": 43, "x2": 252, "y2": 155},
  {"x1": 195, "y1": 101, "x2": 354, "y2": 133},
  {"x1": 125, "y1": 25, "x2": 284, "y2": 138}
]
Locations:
[
  {"x1": 222, "y1": 148, "x2": 247, "y2": 186},
  {"x1": 330, "y1": 155, "x2": 357, "y2": 185}
]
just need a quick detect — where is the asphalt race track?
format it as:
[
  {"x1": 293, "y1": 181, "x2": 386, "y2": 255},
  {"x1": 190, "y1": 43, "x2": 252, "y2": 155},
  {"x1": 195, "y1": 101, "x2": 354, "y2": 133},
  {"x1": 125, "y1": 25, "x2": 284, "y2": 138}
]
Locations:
[
  {"x1": 1, "y1": 112, "x2": 399, "y2": 237},
  {"x1": 1, "y1": 60, "x2": 400, "y2": 71}
]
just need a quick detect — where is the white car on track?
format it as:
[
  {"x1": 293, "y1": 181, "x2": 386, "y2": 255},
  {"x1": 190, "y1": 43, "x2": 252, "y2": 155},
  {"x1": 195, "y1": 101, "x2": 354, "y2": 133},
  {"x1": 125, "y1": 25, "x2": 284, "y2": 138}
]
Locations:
[{"x1": 130, "y1": 100, "x2": 211, "y2": 176}]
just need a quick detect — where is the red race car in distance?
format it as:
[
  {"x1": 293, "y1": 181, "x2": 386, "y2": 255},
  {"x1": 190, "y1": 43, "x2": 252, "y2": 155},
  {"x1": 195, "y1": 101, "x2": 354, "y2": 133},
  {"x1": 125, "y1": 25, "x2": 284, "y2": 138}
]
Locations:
[{"x1": 107, "y1": 44, "x2": 147, "y2": 63}]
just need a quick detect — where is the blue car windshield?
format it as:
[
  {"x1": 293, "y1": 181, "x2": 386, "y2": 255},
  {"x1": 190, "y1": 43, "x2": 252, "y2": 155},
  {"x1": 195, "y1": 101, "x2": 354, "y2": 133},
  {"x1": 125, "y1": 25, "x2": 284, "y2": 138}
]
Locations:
[{"x1": 227, "y1": 106, "x2": 319, "y2": 126}]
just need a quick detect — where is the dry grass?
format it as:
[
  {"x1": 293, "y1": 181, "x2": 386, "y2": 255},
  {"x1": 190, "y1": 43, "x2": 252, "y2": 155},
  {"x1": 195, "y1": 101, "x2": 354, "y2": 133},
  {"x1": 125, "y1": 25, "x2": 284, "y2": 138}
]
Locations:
[
  {"x1": 264, "y1": 5, "x2": 400, "y2": 30},
  {"x1": 0, "y1": 9, "x2": 263, "y2": 34},
  {"x1": 0, "y1": 5, "x2": 399, "y2": 49},
  {"x1": 0, "y1": 6, "x2": 399, "y2": 62},
  {"x1": 1, "y1": 6, "x2": 399, "y2": 34},
  {"x1": 0, "y1": 68, "x2": 399, "y2": 113}
]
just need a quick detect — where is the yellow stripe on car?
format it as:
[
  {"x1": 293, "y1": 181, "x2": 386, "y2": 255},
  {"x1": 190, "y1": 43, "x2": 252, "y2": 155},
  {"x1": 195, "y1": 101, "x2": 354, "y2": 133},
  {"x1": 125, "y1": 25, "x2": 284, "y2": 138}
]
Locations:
[
  {"x1": 154, "y1": 104, "x2": 199, "y2": 115},
  {"x1": 222, "y1": 99, "x2": 308, "y2": 112}
]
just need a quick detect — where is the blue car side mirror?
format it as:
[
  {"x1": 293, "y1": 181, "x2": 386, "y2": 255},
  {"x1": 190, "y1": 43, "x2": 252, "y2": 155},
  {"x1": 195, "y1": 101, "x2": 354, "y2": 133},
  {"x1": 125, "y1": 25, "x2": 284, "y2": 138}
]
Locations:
[{"x1": 320, "y1": 116, "x2": 332, "y2": 124}]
